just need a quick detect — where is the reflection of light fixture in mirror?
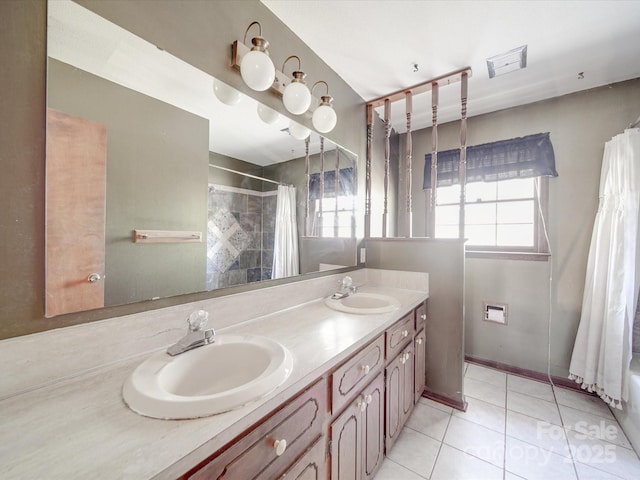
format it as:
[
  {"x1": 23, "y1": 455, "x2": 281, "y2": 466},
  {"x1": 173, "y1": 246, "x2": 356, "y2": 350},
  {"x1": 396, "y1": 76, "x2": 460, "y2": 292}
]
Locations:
[
  {"x1": 257, "y1": 103, "x2": 280, "y2": 124},
  {"x1": 212, "y1": 78, "x2": 242, "y2": 105},
  {"x1": 281, "y1": 56, "x2": 311, "y2": 115},
  {"x1": 239, "y1": 21, "x2": 275, "y2": 91},
  {"x1": 311, "y1": 81, "x2": 337, "y2": 133},
  {"x1": 289, "y1": 120, "x2": 310, "y2": 140}
]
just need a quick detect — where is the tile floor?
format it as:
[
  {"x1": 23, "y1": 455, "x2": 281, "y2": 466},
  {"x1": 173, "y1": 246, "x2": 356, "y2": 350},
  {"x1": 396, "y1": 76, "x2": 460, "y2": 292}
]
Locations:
[{"x1": 375, "y1": 363, "x2": 640, "y2": 480}]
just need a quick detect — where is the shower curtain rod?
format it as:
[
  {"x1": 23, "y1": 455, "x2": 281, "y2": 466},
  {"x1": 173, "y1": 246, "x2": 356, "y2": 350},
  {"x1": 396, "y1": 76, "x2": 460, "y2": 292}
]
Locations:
[{"x1": 208, "y1": 164, "x2": 285, "y2": 186}]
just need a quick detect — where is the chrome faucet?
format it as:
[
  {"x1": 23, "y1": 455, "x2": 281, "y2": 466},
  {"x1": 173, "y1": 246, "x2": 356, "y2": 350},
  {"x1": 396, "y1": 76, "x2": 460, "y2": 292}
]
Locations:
[
  {"x1": 167, "y1": 310, "x2": 215, "y2": 356},
  {"x1": 331, "y1": 276, "x2": 358, "y2": 299}
]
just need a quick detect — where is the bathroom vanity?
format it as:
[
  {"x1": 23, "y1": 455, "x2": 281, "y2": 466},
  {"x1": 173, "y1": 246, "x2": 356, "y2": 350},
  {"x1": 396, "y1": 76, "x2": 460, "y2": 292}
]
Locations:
[
  {"x1": 184, "y1": 300, "x2": 427, "y2": 480},
  {"x1": 0, "y1": 269, "x2": 429, "y2": 479}
]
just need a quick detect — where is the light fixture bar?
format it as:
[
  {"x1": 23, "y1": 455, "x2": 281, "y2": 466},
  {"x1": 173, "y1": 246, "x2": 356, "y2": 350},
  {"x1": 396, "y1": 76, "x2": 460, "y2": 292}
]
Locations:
[
  {"x1": 367, "y1": 67, "x2": 472, "y2": 109},
  {"x1": 231, "y1": 40, "x2": 322, "y2": 113}
]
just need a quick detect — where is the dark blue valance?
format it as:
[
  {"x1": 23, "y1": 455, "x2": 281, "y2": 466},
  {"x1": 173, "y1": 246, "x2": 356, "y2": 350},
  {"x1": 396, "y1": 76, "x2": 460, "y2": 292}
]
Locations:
[
  {"x1": 310, "y1": 167, "x2": 355, "y2": 199},
  {"x1": 423, "y1": 132, "x2": 558, "y2": 189}
]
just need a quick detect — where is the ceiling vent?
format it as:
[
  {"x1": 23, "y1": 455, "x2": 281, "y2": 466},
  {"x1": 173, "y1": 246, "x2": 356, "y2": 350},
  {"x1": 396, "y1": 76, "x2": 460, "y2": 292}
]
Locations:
[{"x1": 487, "y1": 45, "x2": 527, "y2": 78}]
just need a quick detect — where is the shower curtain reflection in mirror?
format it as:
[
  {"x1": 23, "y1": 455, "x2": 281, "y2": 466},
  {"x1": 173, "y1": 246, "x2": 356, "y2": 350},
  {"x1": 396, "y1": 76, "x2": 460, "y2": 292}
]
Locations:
[{"x1": 273, "y1": 185, "x2": 300, "y2": 279}]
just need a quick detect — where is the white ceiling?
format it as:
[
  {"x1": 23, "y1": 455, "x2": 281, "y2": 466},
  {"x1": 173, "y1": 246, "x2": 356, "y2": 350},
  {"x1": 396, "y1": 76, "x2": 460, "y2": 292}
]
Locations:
[{"x1": 262, "y1": 0, "x2": 640, "y2": 132}]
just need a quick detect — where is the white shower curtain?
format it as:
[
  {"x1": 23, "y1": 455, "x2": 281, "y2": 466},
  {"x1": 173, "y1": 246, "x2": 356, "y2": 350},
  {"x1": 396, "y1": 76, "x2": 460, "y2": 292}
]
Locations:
[
  {"x1": 569, "y1": 128, "x2": 640, "y2": 408},
  {"x1": 272, "y1": 185, "x2": 299, "y2": 279}
]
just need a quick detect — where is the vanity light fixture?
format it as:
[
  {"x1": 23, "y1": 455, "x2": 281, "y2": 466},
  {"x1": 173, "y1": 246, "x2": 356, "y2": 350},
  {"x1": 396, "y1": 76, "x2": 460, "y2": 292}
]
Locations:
[
  {"x1": 212, "y1": 78, "x2": 242, "y2": 105},
  {"x1": 239, "y1": 21, "x2": 276, "y2": 91},
  {"x1": 257, "y1": 103, "x2": 280, "y2": 124},
  {"x1": 311, "y1": 81, "x2": 337, "y2": 133},
  {"x1": 231, "y1": 22, "x2": 338, "y2": 134},
  {"x1": 289, "y1": 120, "x2": 310, "y2": 140},
  {"x1": 281, "y1": 56, "x2": 311, "y2": 115}
]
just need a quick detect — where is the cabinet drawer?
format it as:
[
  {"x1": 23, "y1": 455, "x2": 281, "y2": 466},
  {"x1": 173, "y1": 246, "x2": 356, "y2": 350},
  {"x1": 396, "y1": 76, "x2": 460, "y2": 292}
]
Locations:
[
  {"x1": 386, "y1": 313, "x2": 414, "y2": 359},
  {"x1": 331, "y1": 335, "x2": 385, "y2": 414},
  {"x1": 189, "y1": 378, "x2": 327, "y2": 480},
  {"x1": 415, "y1": 301, "x2": 427, "y2": 331}
]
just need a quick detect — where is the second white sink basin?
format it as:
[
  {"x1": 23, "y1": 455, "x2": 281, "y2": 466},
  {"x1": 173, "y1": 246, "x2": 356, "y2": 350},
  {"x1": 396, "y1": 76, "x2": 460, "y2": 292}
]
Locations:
[
  {"x1": 324, "y1": 292, "x2": 401, "y2": 315},
  {"x1": 122, "y1": 334, "x2": 293, "y2": 419}
]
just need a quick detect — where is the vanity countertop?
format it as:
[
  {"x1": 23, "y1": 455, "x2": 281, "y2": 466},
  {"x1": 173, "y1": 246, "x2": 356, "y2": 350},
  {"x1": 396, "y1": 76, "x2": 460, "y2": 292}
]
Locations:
[{"x1": 0, "y1": 284, "x2": 428, "y2": 479}]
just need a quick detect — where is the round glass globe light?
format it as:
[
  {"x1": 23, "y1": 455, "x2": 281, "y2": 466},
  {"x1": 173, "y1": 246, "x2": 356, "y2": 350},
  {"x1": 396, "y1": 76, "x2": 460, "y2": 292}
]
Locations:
[
  {"x1": 283, "y1": 82, "x2": 311, "y2": 115},
  {"x1": 212, "y1": 79, "x2": 242, "y2": 106},
  {"x1": 289, "y1": 121, "x2": 310, "y2": 140},
  {"x1": 240, "y1": 50, "x2": 275, "y2": 91},
  {"x1": 257, "y1": 103, "x2": 280, "y2": 124},
  {"x1": 312, "y1": 105, "x2": 337, "y2": 133}
]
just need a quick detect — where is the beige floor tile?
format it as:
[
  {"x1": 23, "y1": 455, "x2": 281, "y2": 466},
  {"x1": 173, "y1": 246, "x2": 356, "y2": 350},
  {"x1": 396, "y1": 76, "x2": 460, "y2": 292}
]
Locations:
[
  {"x1": 375, "y1": 458, "x2": 426, "y2": 480},
  {"x1": 505, "y1": 436, "x2": 578, "y2": 480},
  {"x1": 443, "y1": 416, "x2": 505, "y2": 467},
  {"x1": 430, "y1": 444, "x2": 503, "y2": 480},
  {"x1": 507, "y1": 389, "x2": 562, "y2": 425},
  {"x1": 464, "y1": 376, "x2": 506, "y2": 408},
  {"x1": 559, "y1": 404, "x2": 632, "y2": 449},
  {"x1": 454, "y1": 395, "x2": 506, "y2": 433},
  {"x1": 387, "y1": 428, "x2": 440, "y2": 479},
  {"x1": 418, "y1": 396, "x2": 453, "y2": 414},
  {"x1": 554, "y1": 386, "x2": 615, "y2": 420},
  {"x1": 466, "y1": 364, "x2": 507, "y2": 388},
  {"x1": 507, "y1": 375, "x2": 555, "y2": 402},
  {"x1": 405, "y1": 402, "x2": 451, "y2": 441},
  {"x1": 574, "y1": 462, "x2": 627, "y2": 479},
  {"x1": 506, "y1": 410, "x2": 571, "y2": 457},
  {"x1": 565, "y1": 428, "x2": 640, "y2": 480}
]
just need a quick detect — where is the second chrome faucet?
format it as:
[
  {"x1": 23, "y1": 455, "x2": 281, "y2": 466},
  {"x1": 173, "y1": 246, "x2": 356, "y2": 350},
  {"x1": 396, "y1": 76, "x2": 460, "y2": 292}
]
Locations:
[{"x1": 167, "y1": 310, "x2": 215, "y2": 356}]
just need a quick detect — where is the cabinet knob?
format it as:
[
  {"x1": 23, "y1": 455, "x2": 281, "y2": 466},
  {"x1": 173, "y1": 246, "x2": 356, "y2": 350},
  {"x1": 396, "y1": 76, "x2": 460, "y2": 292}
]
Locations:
[
  {"x1": 358, "y1": 398, "x2": 367, "y2": 412},
  {"x1": 400, "y1": 355, "x2": 407, "y2": 365},
  {"x1": 87, "y1": 273, "x2": 102, "y2": 283},
  {"x1": 273, "y1": 439, "x2": 287, "y2": 456},
  {"x1": 361, "y1": 364, "x2": 370, "y2": 375},
  {"x1": 416, "y1": 337, "x2": 423, "y2": 345},
  {"x1": 366, "y1": 394, "x2": 373, "y2": 405},
  {"x1": 402, "y1": 330, "x2": 409, "y2": 338},
  {"x1": 421, "y1": 314, "x2": 426, "y2": 320}
]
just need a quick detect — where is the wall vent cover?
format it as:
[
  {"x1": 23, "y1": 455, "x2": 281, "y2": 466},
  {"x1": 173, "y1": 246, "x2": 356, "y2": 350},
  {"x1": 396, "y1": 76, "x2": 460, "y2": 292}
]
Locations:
[{"x1": 487, "y1": 45, "x2": 527, "y2": 79}]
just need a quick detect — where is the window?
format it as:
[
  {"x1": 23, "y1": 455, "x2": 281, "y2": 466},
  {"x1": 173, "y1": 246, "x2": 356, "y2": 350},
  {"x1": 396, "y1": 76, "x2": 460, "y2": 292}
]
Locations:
[
  {"x1": 435, "y1": 177, "x2": 549, "y2": 255},
  {"x1": 314, "y1": 195, "x2": 355, "y2": 238},
  {"x1": 424, "y1": 133, "x2": 556, "y2": 258},
  {"x1": 309, "y1": 167, "x2": 356, "y2": 238}
]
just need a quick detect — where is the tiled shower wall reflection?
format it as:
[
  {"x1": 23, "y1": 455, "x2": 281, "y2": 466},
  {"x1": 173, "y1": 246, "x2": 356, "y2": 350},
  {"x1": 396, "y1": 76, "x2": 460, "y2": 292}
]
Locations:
[{"x1": 207, "y1": 185, "x2": 277, "y2": 290}]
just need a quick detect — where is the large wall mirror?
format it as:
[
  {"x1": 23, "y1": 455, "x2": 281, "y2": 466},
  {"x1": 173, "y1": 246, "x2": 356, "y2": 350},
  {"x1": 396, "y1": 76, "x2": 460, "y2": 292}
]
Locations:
[{"x1": 45, "y1": 0, "x2": 358, "y2": 316}]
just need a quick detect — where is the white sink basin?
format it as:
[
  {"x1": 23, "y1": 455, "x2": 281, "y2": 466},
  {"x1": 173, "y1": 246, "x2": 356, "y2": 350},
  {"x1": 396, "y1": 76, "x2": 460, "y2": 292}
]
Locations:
[
  {"x1": 122, "y1": 334, "x2": 293, "y2": 419},
  {"x1": 324, "y1": 292, "x2": 401, "y2": 315}
]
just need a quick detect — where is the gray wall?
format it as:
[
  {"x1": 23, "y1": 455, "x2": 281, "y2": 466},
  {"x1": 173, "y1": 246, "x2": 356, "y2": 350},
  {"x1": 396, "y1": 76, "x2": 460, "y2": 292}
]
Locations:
[
  {"x1": 366, "y1": 238, "x2": 466, "y2": 406},
  {"x1": 0, "y1": 0, "x2": 48, "y2": 337},
  {"x1": 396, "y1": 79, "x2": 640, "y2": 378},
  {"x1": 208, "y1": 152, "x2": 275, "y2": 192},
  {"x1": 48, "y1": 59, "x2": 209, "y2": 307}
]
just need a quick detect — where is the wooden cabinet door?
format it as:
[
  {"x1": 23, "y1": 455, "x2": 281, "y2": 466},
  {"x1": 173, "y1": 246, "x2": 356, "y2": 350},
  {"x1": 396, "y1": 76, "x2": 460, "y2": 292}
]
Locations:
[
  {"x1": 280, "y1": 437, "x2": 326, "y2": 480},
  {"x1": 330, "y1": 398, "x2": 362, "y2": 480},
  {"x1": 415, "y1": 301, "x2": 427, "y2": 331},
  {"x1": 362, "y1": 373, "x2": 384, "y2": 480},
  {"x1": 401, "y1": 343, "x2": 415, "y2": 425},
  {"x1": 385, "y1": 352, "x2": 402, "y2": 452},
  {"x1": 386, "y1": 343, "x2": 415, "y2": 453},
  {"x1": 45, "y1": 108, "x2": 106, "y2": 316},
  {"x1": 414, "y1": 328, "x2": 426, "y2": 403}
]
